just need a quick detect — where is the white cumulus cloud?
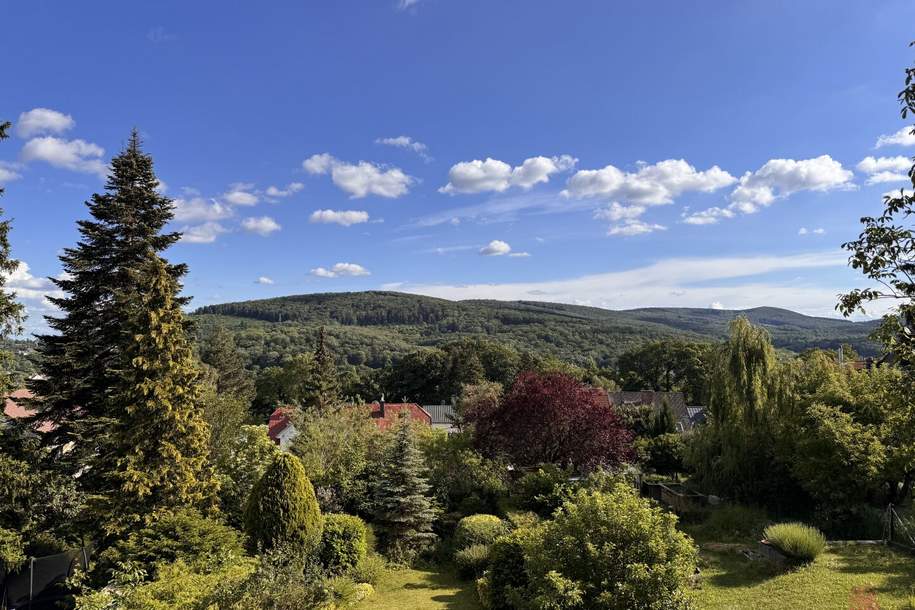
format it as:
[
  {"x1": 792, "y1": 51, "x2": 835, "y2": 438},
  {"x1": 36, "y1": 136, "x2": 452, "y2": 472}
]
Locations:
[
  {"x1": 857, "y1": 155, "x2": 911, "y2": 184},
  {"x1": 798, "y1": 227, "x2": 825, "y2": 236},
  {"x1": 309, "y1": 209, "x2": 370, "y2": 226},
  {"x1": 562, "y1": 158, "x2": 736, "y2": 204},
  {"x1": 172, "y1": 197, "x2": 233, "y2": 223},
  {"x1": 440, "y1": 155, "x2": 577, "y2": 194},
  {"x1": 16, "y1": 108, "x2": 75, "y2": 138},
  {"x1": 223, "y1": 183, "x2": 259, "y2": 206},
  {"x1": 0, "y1": 162, "x2": 22, "y2": 184},
  {"x1": 685, "y1": 155, "x2": 854, "y2": 224},
  {"x1": 607, "y1": 220, "x2": 666, "y2": 236},
  {"x1": 180, "y1": 222, "x2": 228, "y2": 244},
  {"x1": 593, "y1": 202, "x2": 646, "y2": 222},
  {"x1": 20, "y1": 137, "x2": 107, "y2": 177},
  {"x1": 876, "y1": 126, "x2": 915, "y2": 148},
  {"x1": 376, "y1": 135, "x2": 430, "y2": 160},
  {"x1": 256, "y1": 276, "x2": 275, "y2": 285},
  {"x1": 265, "y1": 182, "x2": 304, "y2": 198},
  {"x1": 241, "y1": 216, "x2": 281, "y2": 236},
  {"x1": 479, "y1": 239, "x2": 512, "y2": 256},
  {"x1": 310, "y1": 262, "x2": 370, "y2": 278},
  {"x1": 303, "y1": 153, "x2": 412, "y2": 198}
]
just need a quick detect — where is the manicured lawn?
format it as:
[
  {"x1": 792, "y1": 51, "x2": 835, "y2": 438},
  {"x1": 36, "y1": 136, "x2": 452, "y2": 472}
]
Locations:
[
  {"x1": 692, "y1": 542, "x2": 915, "y2": 609},
  {"x1": 355, "y1": 567, "x2": 481, "y2": 610}
]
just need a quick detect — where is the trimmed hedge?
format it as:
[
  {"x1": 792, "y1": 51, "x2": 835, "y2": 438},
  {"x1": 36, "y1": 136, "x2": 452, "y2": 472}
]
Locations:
[
  {"x1": 320, "y1": 513, "x2": 368, "y2": 574},
  {"x1": 454, "y1": 514, "x2": 508, "y2": 550},
  {"x1": 244, "y1": 453, "x2": 323, "y2": 556}
]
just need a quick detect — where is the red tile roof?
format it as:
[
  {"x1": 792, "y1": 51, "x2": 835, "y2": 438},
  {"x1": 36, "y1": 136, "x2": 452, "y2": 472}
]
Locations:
[
  {"x1": 3, "y1": 388, "x2": 54, "y2": 433},
  {"x1": 366, "y1": 402, "x2": 431, "y2": 430},
  {"x1": 267, "y1": 406, "x2": 295, "y2": 444}
]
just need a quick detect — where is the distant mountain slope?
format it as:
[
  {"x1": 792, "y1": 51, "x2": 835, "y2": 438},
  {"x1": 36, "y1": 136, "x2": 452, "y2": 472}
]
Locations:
[{"x1": 193, "y1": 291, "x2": 880, "y2": 370}]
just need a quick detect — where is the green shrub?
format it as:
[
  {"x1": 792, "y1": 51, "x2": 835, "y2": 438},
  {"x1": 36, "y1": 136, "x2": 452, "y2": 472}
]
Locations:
[
  {"x1": 504, "y1": 510, "x2": 539, "y2": 531},
  {"x1": 97, "y1": 509, "x2": 246, "y2": 578},
  {"x1": 487, "y1": 531, "x2": 531, "y2": 610},
  {"x1": 351, "y1": 553, "x2": 387, "y2": 585},
  {"x1": 763, "y1": 522, "x2": 826, "y2": 562},
  {"x1": 76, "y1": 558, "x2": 256, "y2": 610},
  {"x1": 319, "y1": 513, "x2": 368, "y2": 574},
  {"x1": 454, "y1": 514, "x2": 508, "y2": 550},
  {"x1": 244, "y1": 453, "x2": 324, "y2": 557},
  {"x1": 455, "y1": 543, "x2": 491, "y2": 579},
  {"x1": 700, "y1": 504, "x2": 770, "y2": 541},
  {"x1": 519, "y1": 484, "x2": 698, "y2": 609},
  {"x1": 0, "y1": 527, "x2": 24, "y2": 574},
  {"x1": 639, "y1": 433, "x2": 686, "y2": 475},
  {"x1": 476, "y1": 575, "x2": 492, "y2": 609},
  {"x1": 512, "y1": 465, "x2": 572, "y2": 516}
]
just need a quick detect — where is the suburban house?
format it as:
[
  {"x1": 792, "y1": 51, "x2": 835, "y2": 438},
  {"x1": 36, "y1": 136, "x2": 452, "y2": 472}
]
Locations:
[
  {"x1": 266, "y1": 399, "x2": 433, "y2": 448},
  {"x1": 607, "y1": 390, "x2": 705, "y2": 432},
  {"x1": 422, "y1": 403, "x2": 458, "y2": 433},
  {"x1": 267, "y1": 406, "x2": 298, "y2": 450}
]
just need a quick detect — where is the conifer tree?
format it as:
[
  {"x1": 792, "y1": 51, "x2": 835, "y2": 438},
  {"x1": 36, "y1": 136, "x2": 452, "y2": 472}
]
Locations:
[
  {"x1": 0, "y1": 121, "x2": 25, "y2": 395},
  {"x1": 104, "y1": 255, "x2": 217, "y2": 531},
  {"x1": 245, "y1": 453, "x2": 323, "y2": 556},
  {"x1": 310, "y1": 326, "x2": 340, "y2": 411},
  {"x1": 200, "y1": 326, "x2": 256, "y2": 404},
  {"x1": 28, "y1": 132, "x2": 187, "y2": 496},
  {"x1": 373, "y1": 417, "x2": 437, "y2": 560}
]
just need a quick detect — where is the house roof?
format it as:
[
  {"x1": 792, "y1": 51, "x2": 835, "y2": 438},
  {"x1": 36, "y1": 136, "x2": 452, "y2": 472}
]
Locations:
[
  {"x1": 267, "y1": 406, "x2": 295, "y2": 443},
  {"x1": 422, "y1": 403, "x2": 456, "y2": 426},
  {"x1": 3, "y1": 388, "x2": 54, "y2": 433},
  {"x1": 367, "y1": 402, "x2": 432, "y2": 430},
  {"x1": 583, "y1": 387, "x2": 611, "y2": 409},
  {"x1": 608, "y1": 390, "x2": 691, "y2": 425}
]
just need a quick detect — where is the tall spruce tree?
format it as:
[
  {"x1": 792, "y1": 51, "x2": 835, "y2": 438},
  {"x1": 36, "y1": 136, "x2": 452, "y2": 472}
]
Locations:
[
  {"x1": 0, "y1": 121, "x2": 25, "y2": 395},
  {"x1": 29, "y1": 132, "x2": 191, "y2": 506},
  {"x1": 200, "y1": 326, "x2": 256, "y2": 404},
  {"x1": 373, "y1": 417, "x2": 437, "y2": 560},
  {"x1": 310, "y1": 327, "x2": 340, "y2": 411},
  {"x1": 104, "y1": 255, "x2": 217, "y2": 531}
]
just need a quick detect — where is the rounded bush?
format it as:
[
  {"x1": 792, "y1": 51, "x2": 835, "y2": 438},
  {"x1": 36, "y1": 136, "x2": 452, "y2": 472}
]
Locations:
[
  {"x1": 0, "y1": 527, "x2": 24, "y2": 574},
  {"x1": 763, "y1": 522, "x2": 826, "y2": 562},
  {"x1": 244, "y1": 453, "x2": 324, "y2": 557},
  {"x1": 517, "y1": 484, "x2": 698, "y2": 609},
  {"x1": 320, "y1": 513, "x2": 368, "y2": 574},
  {"x1": 454, "y1": 543, "x2": 491, "y2": 579},
  {"x1": 454, "y1": 514, "x2": 508, "y2": 550}
]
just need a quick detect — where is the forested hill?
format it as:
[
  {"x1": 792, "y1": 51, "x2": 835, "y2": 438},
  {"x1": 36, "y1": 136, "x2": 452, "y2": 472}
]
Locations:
[{"x1": 192, "y1": 291, "x2": 881, "y2": 370}]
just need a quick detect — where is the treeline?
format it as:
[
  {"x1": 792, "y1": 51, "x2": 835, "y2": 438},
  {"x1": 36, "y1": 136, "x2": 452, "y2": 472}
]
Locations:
[{"x1": 192, "y1": 294, "x2": 880, "y2": 376}]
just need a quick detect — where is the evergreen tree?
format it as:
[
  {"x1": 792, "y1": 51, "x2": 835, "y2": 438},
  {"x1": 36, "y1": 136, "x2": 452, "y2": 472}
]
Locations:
[
  {"x1": 373, "y1": 417, "x2": 438, "y2": 560},
  {"x1": 245, "y1": 453, "x2": 323, "y2": 556},
  {"x1": 0, "y1": 121, "x2": 25, "y2": 395},
  {"x1": 650, "y1": 401, "x2": 677, "y2": 437},
  {"x1": 200, "y1": 325, "x2": 256, "y2": 404},
  {"x1": 30, "y1": 131, "x2": 185, "y2": 486},
  {"x1": 310, "y1": 327, "x2": 340, "y2": 410},
  {"x1": 103, "y1": 255, "x2": 217, "y2": 531}
]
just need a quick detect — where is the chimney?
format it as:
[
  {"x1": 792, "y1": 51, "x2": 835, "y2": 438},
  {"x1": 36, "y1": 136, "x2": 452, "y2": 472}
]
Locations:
[{"x1": 379, "y1": 393, "x2": 385, "y2": 418}]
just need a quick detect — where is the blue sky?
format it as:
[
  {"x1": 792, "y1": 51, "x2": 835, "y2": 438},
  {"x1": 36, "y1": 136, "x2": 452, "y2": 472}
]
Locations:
[{"x1": 2, "y1": 0, "x2": 915, "y2": 333}]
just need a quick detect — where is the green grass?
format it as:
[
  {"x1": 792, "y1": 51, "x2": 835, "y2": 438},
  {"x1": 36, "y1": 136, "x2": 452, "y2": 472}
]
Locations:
[
  {"x1": 692, "y1": 542, "x2": 915, "y2": 609},
  {"x1": 354, "y1": 566, "x2": 481, "y2": 610}
]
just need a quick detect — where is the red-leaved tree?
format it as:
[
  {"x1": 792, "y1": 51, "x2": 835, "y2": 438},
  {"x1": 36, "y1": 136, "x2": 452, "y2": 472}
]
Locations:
[{"x1": 465, "y1": 371, "x2": 632, "y2": 472}]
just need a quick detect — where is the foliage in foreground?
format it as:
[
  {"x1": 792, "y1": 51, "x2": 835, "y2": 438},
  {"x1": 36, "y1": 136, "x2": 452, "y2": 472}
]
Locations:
[
  {"x1": 245, "y1": 453, "x2": 324, "y2": 556},
  {"x1": 486, "y1": 481, "x2": 698, "y2": 610},
  {"x1": 763, "y1": 522, "x2": 826, "y2": 562}
]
